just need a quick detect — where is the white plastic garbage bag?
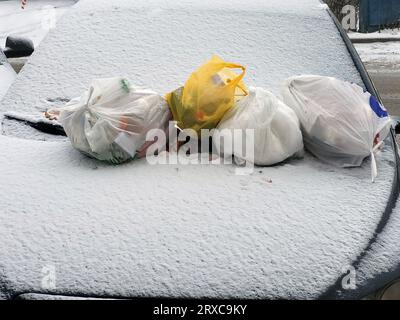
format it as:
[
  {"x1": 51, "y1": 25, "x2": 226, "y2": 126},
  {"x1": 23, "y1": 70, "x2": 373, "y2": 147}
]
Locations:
[
  {"x1": 213, "y1": 87, "x2": 304, "y2": 166},
  {"x1": 59, "y1": 77, "x2": 171, "y2": 164},
  {"x1": 281, "y1": 75, "x2": 392, "y2": 181}
]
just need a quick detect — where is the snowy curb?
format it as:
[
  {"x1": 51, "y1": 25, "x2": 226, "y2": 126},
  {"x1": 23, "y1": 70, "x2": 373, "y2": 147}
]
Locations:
[
  {"x1": 348, "y1": 30, "x2": 400, "y2": 43},
  {"x1": 350, "y1": 37, "x2": 400, "y2": 44}
]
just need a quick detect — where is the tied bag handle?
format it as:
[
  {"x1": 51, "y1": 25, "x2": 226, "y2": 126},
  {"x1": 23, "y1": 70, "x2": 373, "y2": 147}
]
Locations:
[{"x1": 217, "y1": 62, "x2": 248, "y2": 96}]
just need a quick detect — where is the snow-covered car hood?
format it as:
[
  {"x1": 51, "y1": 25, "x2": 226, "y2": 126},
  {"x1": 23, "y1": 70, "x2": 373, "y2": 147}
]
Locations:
[{"x1": 0, "y1": 0, "x2": 398, "y2": 300}]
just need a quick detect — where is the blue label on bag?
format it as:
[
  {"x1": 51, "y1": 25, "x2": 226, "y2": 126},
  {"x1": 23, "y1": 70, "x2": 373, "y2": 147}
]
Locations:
[{"x1": 369, "y1": 95, "x2": 388, "y2": 118}]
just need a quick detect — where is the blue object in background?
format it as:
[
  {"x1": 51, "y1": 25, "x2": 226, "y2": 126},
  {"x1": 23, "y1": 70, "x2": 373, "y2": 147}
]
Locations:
[{"x1": 360, "y1": 0, "x2": 400, "y2": 33}]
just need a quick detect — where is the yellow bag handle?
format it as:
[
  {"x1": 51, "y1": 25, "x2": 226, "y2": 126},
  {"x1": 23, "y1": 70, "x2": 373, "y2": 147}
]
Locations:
[{"x1": 214, "y1": 61, "x2": 247, "y2": 96}]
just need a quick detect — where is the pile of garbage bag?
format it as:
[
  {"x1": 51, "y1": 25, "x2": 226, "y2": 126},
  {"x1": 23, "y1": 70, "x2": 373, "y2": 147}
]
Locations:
[
  {"x1": 214, "y1": 87, "x2": 303, "y2": 166},
  {"x1": 166, "y1": 55, "x2": 248, "y2": 133},
  {"x1": 281, "y1": 75, "x2": 391, "y2": 181},
  {"x1": 48, "y1": 56, "x2": 391, "y2": 180},
  {"x1": 57, "y1": 77, "x2": 170, "y2": 164}
]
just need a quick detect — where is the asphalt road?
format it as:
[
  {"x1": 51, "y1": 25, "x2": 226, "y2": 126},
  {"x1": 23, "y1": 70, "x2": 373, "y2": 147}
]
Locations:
[
  {"x1": 354, "y1": 40, "x2": 400, "y2": 117},
  {"x1": 368, "y1": 70, "x2": 400, "y2": 116}
]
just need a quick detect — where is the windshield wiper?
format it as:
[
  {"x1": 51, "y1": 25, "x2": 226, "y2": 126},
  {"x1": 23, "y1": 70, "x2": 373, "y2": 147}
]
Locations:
[{"x1": 3, "y1": 112, "x2": 66, "y2": 136}]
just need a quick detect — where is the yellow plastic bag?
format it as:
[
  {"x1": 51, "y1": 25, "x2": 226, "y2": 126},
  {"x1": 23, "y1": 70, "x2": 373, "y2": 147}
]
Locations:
[{"x1": 166, "y1": 55, "x2": 248, "y2": 133}]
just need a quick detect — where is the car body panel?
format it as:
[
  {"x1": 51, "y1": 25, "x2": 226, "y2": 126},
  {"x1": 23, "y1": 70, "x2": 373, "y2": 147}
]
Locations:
[{"x1": 0, "y1": 0, "x2": 398, "y2": 299}]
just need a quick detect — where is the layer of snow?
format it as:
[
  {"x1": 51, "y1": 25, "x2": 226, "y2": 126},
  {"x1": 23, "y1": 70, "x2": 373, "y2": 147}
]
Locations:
[
  {"x1": 353, "y1": 193, "x2": 400, "y2": 296},
  {"x1": 354, "y1": 42, "x2": 400, "y2": 70},
  {"x1": 0, "y1": 0, "x2": 363, "y2": 138},
  {"x1": 0, "y1": 61, "x2": 16, "y2": 101},
  {"x1": 330, "y1": 192, "x2": 400, "y2": 299},
  {"x1": 0, "y1": 0, "x2": 396, "y2": 299},
  {"x1": 0, "y1": 0, "x2": 78, "y2": 48},
  {"x1": 349, "y1": 29, "x2": 400, "y2": 40},
  {"x1": 0, "y1": 135, "x2": 395, "y2": 299}
]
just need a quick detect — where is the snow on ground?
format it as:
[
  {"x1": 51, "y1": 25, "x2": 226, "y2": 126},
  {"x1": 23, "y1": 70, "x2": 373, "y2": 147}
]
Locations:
[
  {"x1": 349, "y1": 29, "x2": 400, "y2": 40},
  {"x1": 351, "y1": 29, "x2": 400, "y2": 117},
  {"x1": 0, "y1": 0, "x2": 397, "y2": 299},
  {"x1": 0, "y1": 0, "x2": 77, "y2": 49},
  {"x1": 354, "y1": 41, "x2": 400, "y2": 71},
  {"x1": 350, "y1": 29, "x2": 400, "y2": 70}
]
